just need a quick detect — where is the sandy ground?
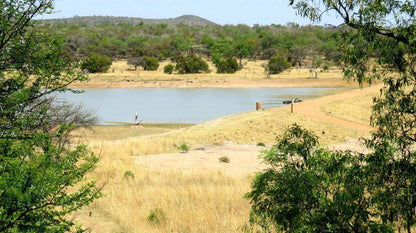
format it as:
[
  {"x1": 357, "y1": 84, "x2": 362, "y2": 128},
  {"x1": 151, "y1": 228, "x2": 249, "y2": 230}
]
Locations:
[
  {"x1": 134, "y1": 143, "x2": 268, "y2": 178},
  {"x1": 133, "y1": 85, "x2": 379, "y2": 177}
]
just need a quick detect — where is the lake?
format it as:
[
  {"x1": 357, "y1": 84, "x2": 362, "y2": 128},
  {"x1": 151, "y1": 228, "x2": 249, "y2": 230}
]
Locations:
[{"x1": 55, "y1": 88, "x2": 350, "y2": 124}]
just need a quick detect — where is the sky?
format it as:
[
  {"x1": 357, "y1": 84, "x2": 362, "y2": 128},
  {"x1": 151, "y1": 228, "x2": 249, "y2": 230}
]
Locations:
[{"x1": 41, "y1": 0, "x2": 343, "y2": 26}]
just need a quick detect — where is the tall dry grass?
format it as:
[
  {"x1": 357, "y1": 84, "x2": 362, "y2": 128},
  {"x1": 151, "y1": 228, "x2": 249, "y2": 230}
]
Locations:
[{"x1": 75, "y1": 147, "x2": 253, "y2": 233}]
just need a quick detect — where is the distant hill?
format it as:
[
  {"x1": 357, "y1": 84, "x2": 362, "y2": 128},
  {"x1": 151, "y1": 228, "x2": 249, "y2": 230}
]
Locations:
[{"x1": 41, "y1": 15, "x2": 219, "y2": 27}]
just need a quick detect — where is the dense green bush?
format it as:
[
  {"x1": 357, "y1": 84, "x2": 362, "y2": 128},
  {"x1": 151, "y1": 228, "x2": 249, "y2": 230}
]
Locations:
[
  {"x1": 266, "y1": 55, "x2": 291, "y2": 74},
  {"x1": 246, "y1": 124, "x2": 369, "y2": 232},
  {"x1": 175, "y1": 54, "x2": 209, "y2": 74},
  {"x1": 214, "y1": 57, "x2": 239, "y2": 73},
  {"x1": 81, "y1": 52, "x2": 112, "y2": 73},
  {"x1": 164, "y1": 64, "x2": 174, "y2": 74},
  {"x1": 142, "y1": 56, "x2": 159, "y2": 71}
]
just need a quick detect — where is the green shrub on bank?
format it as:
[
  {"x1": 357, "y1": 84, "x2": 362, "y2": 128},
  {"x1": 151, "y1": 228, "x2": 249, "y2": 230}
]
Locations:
[
  {"x1": 175, "y1": 54, "x2": 209, "y2": 74},
  {"x1": 143, "y1": 56, "x2": 159, "y2": 71},
  {"x1": 81, "y1": 52, "x2": 112, "y2": 73},
  {"x1": 267, "y1": 55, "x2": 290, "y2": 74},
  {"x1": 215, "y1": 57, "x2": 239, "y2": 74},
  {"x1": 164, "y1": 64, "x2": 174, "y2": 74}
]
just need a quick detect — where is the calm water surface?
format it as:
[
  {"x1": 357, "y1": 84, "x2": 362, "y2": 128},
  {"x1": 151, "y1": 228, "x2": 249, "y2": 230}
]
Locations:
[{"x1": 55, "y1": 88, "x2": 350, "y2": 124}]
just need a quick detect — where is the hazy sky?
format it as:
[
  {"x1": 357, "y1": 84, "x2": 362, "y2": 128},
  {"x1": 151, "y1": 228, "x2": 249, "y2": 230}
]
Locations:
[{"x1": 41, "y1": 0, "x2": 343, "y2": 26}]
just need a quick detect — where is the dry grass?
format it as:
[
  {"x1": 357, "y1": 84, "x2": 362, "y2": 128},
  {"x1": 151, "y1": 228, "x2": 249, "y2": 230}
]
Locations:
[
  {"x1": 97, "y1": 59, "x2": 344, "y2": 80},
  {"x1": 85, "y1": 108, "x2": 368, "y2": 157},
  {"x1": 72, "y1": 123, "x2": 194, "y2": 141},
  {"x1": 320, "y1": 93, "x2": 376, "y2": 125},
  {"x1": 75, "y1": 149, "x2": 252, "y2": 233}
]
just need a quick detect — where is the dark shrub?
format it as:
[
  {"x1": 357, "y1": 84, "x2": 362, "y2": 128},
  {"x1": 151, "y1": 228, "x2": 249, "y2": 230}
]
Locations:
[
  {"x1": 81, "y1": 52, "x2": 112, "y2": 73},
  {"x1": 175, "y1": 54, "x2": 209, "y2": 74}
]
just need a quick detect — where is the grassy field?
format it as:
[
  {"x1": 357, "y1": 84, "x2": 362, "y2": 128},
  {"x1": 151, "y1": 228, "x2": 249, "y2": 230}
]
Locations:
[
  {"x1": 70, "y1": 84, "x2": 378, "y2": 232},
  {"x1": 320, "y1": 93, "x2": 374, "y2": 125},
  {"x1": 72, "y1": 123, "x2": 194, "y2": 141}
]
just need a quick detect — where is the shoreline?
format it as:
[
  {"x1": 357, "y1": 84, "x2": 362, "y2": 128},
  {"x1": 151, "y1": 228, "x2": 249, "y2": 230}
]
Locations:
[
  {"x1": 71, "y1": 60, "x2": 371, "y2": 89},
  {"x1": 70, "y1": 77, "x2": 363, "y2": 89}
]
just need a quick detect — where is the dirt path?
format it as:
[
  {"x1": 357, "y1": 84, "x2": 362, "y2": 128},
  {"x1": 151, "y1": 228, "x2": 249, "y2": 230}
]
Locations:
[{"x1": 279, "y1": 85, "x2": 381, "y2": 132}]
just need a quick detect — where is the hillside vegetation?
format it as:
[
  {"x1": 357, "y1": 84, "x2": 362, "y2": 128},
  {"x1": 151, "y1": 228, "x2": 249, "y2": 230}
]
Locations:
[{"x1": 39, "y1": 16, "x2": 344, "y2": 75}]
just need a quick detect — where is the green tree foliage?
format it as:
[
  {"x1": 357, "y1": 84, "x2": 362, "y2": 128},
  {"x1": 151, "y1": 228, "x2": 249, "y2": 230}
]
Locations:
[
  {"x1": 142, "y1": 56, "x2": 159, "y2": 71},
  {"x1": 170, "y1": 34, "x2": 194, "y2": 55},
  {"x1": 247, "y1": 1, "x2": 416, "y2": 232},
  {"x1": 46, "y1": 17, "x2": 346, "y2": 68},
  {"x1": 175, "y1": 54, "x2": 209, "y2": 74},
  {"x1": 246, "y1": 125, "x2": 375, "y2": 232},
  {"x1": 233, "y1": 36, "x2": 254, "y2": 65},
  {"x1": 214, "y1": 57, "x2": 239, "y2": 74},
  {"x1": 0, "y1": 0, "x2": 101, "y2": 231},
  {"x1": 163, "y1": 64, "x2": 174, "y2": 74},
  {"x1": 81, "y1": 52, "x2": 112, "y2": 73},
  {"x1": 267, "y1": 55, "x2": 291, "y2": 74}
]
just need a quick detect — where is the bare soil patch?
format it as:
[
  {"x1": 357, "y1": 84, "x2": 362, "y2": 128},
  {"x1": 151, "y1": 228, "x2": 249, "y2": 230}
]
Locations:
[{"x1": 133, "y1": 143, "x2": 268, "y2": 178}]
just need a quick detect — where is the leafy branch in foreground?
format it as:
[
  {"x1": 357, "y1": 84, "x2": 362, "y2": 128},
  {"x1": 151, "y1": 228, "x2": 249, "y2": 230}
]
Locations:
[{"x1": 0, "y1": 0, "x2": 102, "y2": 231}]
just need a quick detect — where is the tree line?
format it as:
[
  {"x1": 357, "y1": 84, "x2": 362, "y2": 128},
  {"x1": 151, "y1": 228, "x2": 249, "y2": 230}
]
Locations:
[{"x1": 39, "y1": 20, "x2": 343, "y2": 74}]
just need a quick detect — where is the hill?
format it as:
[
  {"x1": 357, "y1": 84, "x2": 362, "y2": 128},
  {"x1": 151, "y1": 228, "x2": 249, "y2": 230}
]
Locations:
[{"x1": 41, "y1": 15, "x2": 219, "y2": 26}]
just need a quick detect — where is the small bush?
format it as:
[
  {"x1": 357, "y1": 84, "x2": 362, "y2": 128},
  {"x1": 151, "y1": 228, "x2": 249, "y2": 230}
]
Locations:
[
  {"x1": 257, "y1": 142, "x2": 266, "y2": 147},
  {"x1": 81, "y1": 52, "x2": 112, "y2": 73},
  {"x1": 147, "y1": 208, "x2": 166, "y2": 227},
  {"x1": 267, "y1": 55, "x2": 291, "y2": 74},
  {"x1": 143, "y1": 56, "x2": 159, "y2": 71},
  {"x1": 164, "y1": 64, "x2": 174, "y2": 74},
  {"x1": 215, "y1": 57, "x2": 239, "y2": 74},
  {"x1": 180, "y1": 143, "x2": 189, "y2": 153},
  {"x1": 219, "y1": 156, "x2": 230, "y2": 163},
  {"x1": 123, "y1": 170, "x2": 135, "y2": 179},
  {"x1": 175, "y1": 54, "x2": 209, "y2": 74}
]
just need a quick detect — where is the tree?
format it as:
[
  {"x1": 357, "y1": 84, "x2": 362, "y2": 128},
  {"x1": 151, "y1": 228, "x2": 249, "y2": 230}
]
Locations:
[
  {"x1": 81, "y1": 52, "x2": 112, "y2": 73},
  {"x1": 142, "y1": 56, "x2": 159, "y2": 71},
  {"x1": 0, "y1": 0, "x2": 101, "y2": 231},
  {"x1": 127, "y1": 56, "x2": 143, "y2": 71},
  {"x1": 214, "y1": 57, "x2": 239, "y2": 74},
  {"x1": 267, "y1": 55, "x2": 291, "y2": 75},
  {"x1": 164, "y1": 64, "x2": 174, "y2": 74},
  {"x1": 233, "y1": 37, "x2": 253, "y2": 66},
  {"x1": 247, "y1": 0, "x2": 416, "y2": 232},
  {"x1": 246, "y1": 125, "x2": 375, "y2": 232},
  {"x1": 175, "y1": 54, "x2": 209, "y2": 74}
]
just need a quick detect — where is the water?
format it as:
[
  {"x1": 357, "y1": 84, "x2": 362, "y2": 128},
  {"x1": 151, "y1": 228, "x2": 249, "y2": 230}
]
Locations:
[{"x1": 54, "y1": 88, "x2": 350, "y2": 124}]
